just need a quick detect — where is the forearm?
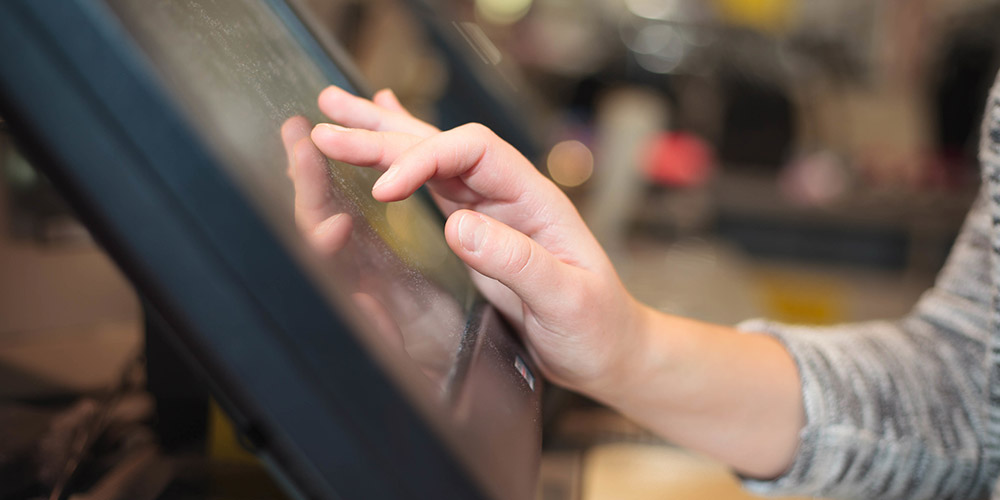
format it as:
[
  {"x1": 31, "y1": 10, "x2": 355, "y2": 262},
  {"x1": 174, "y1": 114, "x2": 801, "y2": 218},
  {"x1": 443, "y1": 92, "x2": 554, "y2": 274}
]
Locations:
[{"x1": 580, "y1": 304, "x2": 805, "y2": 479}]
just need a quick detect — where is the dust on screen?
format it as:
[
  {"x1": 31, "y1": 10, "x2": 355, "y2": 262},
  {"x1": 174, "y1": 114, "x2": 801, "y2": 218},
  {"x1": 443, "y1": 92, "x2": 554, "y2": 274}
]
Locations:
[{"x1": 102, "y1": 0, "x2": 477, "y2": 388}]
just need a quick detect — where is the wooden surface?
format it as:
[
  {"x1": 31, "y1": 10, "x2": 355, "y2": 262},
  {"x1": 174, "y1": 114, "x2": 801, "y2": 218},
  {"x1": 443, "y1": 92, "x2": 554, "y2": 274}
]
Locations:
[{"x1": 580, "y1": 443, "x2": 811, "y2": 500}]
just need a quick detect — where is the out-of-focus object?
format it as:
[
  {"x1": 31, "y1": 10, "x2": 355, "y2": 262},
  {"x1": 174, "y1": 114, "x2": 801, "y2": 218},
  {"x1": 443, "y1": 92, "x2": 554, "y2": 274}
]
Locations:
[
  {"x1": 0, "y1": 403, "x2": 53, "y2": 498},
  {"x1": 929, "y1": 1, "x2": 1000, "y2": 181},
  {"x1": 581, "y1": 443, "x2": 809, "y2": 500},
  {"x1": 0, "y1": 140, "x2": 140, "y2": 402},
  {"x1": 620, "y1": 237, "x2": 759, "y2": 324},
  {"x1": 0, "y1": 323, "x2": 140, "y2": 399},
  {"x1": 0, "y1": 387, "x2": 157, "y2": 499},
  {"x1": 642, "y1": 131, "x2": 715, "y2": 188},
  {"x1": 710, "y1": 0, "x2": 796, "y2": 34},
  {"x1": 547, "y1": 139, "x2": 595, "y2": 188},
  {"x1": 335, "y1": 0, "x2": 546, "y2": 160},
  {"x1": 3, "y1": 140, "x2": 88, "y2": 245},
  {"x1": 779, "y1": 150, "x2": 851, "y2": 206},
  {"x1": 517, "y1": 0, "x2": 614, "y2": 77},
  {"x1": 475, "y1": 0, "x2": 532, "y2": 24},
  {"x1": 585, "y1": 87, "x2": 669, "y2": 257}
]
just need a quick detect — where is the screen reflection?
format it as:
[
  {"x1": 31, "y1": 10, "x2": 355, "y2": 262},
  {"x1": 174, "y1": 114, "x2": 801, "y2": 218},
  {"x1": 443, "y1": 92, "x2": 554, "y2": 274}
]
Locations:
[{"x1": 104, "y1": 0, "x2": 477, "y2": 390}]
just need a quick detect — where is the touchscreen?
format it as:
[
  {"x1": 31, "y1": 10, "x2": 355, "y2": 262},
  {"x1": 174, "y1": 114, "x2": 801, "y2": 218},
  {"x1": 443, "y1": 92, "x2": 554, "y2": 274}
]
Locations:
[{"x1": 102, "y1": 0, "x2": 478, "y2": 390}]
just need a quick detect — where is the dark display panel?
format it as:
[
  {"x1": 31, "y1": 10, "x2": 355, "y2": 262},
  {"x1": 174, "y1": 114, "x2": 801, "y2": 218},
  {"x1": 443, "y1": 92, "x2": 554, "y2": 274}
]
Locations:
[
  {"x1": 105, "y1": 0, "x2": 477, "y2": 390},
  {"x1": 0, "y1": 0, "x2": 541, "y2": 498}
]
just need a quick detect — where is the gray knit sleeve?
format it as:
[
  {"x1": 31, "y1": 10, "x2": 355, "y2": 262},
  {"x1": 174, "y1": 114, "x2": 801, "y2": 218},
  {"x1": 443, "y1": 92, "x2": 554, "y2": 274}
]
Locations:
[{"x1": 739, "y1": 190, "x2": 997, "y2": 500}]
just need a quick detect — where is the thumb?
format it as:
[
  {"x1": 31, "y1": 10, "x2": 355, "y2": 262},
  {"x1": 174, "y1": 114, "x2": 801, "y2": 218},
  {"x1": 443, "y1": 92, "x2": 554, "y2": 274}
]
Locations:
[{"x1": 445, "y1": 210, "x2": 573, "y2": 311}]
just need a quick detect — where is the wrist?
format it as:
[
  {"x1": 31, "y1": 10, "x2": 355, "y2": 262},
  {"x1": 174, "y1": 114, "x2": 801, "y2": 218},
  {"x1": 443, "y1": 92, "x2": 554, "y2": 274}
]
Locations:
[
  {"x1": 578, "y1": 301, "x2": 673, "y2": 406},
  {"x1": 587, "y1": 306, "x2": 710, "y2": 417}
]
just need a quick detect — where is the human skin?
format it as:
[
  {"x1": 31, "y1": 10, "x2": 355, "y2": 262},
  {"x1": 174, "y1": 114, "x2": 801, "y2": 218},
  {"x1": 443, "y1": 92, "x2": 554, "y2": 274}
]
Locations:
[{"x1": 302, "y1": 86, "x2": 805, "y2": 479}]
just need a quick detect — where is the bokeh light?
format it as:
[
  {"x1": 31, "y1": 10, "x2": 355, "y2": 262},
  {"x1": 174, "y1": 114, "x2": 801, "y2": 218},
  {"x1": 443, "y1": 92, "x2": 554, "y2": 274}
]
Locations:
[
  {"x1": 476, "y1": 0, "x2": 533, "y2": 25},
  {"x1": 711, "y1": 0, "x2": 795, "y2": 33},
  {"x1": 547, "y1": 140, "x2": 595, "y2": 187}
]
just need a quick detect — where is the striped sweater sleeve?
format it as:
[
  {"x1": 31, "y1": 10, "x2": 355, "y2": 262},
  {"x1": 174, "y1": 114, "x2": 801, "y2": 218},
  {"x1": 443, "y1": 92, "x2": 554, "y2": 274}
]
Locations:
[{"x1": 739, "y1": 189, "x2": 998, "y2": 499}]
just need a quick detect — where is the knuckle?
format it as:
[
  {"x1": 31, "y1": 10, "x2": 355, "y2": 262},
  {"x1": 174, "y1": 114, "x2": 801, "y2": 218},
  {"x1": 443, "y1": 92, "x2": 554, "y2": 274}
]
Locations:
[
  {"x1": 458, "y1": 122, "x2": 493, "y2": 140},
  {"x1": 372, "y1": 133, "x2": 390, "y2": 166},
  {"x1": 450, "y1": 123, "x2": 493, "y2": 171},
  {"x1": 368, "y1": 110, "x2": 386, "y2": 131},
  {"x1": 500, "y1": 235, "x2": 535, "y2": 278}
]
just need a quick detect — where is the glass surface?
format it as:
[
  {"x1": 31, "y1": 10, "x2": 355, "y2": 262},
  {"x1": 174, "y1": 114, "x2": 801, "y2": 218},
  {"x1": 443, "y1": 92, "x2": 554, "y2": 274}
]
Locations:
[{"x1": 103, "y1": 0, "x2": 477, "y2": 389}]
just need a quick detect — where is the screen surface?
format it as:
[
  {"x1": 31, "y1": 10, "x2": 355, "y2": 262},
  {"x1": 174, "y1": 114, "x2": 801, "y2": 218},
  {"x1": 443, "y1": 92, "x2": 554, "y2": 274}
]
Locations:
[
  {"x1": 103, "y1": 0, "x2": 478, "y2": 390},
  {"x1": 0, "y1": 1, "x2": 543, "y2": 496}
]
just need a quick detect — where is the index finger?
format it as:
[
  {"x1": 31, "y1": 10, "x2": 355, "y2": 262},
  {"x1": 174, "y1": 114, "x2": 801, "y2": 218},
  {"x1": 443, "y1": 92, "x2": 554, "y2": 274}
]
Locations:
[
  {"x1": 310, "y1": 123, "x2": 422, "y2": 172},
  {"x1": 318, "y1": 86, "x2": 439, "y2": 138}
]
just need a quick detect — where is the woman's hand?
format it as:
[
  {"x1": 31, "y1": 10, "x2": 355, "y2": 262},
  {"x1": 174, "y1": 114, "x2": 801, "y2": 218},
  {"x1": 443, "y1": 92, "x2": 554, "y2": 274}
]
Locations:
[
  {"x1": 306, "y1": 87, "x2": 804, "y2": 479},
  {"x1": 309, "y1": 86, "x2": 648, "y2": 394}
]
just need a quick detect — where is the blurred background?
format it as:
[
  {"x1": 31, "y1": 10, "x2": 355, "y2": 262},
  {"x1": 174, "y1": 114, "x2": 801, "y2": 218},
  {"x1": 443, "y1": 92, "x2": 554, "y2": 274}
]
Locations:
[
  {"x1": 309, "y1": 0, "x2": 999, "y2": 326},
  {"x1": 2, "y1": 0, "x2": 999, "y2": 498}
]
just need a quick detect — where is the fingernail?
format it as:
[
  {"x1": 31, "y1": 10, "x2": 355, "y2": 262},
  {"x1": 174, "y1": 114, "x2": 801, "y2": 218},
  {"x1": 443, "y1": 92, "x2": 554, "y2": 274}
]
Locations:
[
  {"x1": 312, "y1": 124, "x2": 340, "y2": 142},
  {"x1": 459, "y1": 213, "x2": 488, "y2": 253},
  {"x1": 372, "y1": 167, "x2": 398, "y2": 193},
  {"x1": 314, "y1": 124, "x2": 349, "y2": 139}
]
